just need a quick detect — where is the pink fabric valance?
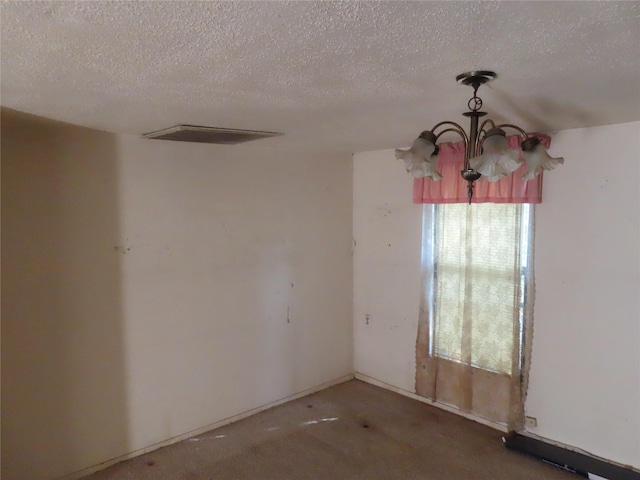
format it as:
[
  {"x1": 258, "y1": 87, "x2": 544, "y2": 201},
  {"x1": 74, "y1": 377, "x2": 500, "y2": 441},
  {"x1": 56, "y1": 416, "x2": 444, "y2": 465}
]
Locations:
[{"x1": 413, "y1": 135, "x2": 551, "y2": 204}]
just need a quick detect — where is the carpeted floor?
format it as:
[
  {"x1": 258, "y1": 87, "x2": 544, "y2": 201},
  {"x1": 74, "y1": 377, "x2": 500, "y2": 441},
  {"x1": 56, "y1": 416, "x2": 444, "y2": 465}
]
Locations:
[{"x1": 85, "y1": 380, "x2": 578, "y2": 479}]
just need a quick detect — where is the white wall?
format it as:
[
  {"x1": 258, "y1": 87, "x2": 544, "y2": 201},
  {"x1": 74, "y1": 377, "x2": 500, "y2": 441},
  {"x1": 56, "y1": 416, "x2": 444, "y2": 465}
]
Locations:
[
  {"x1": 353, "y1": 121, "x2": 640, "y2": 468},
  {"x1": 1, "y1": 110, "x2": 353, "y2": 480},
  {"x1": 525, "y1": 122, "x2": 640, "y2": 468},
  {"x1": 353, "y1": 149, "x2": 423, "y2": 391}
]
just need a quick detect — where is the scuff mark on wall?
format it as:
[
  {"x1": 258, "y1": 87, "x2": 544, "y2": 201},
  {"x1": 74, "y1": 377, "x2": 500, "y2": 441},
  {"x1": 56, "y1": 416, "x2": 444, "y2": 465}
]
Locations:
[{"x1": 114, "y1": 245, "x2": 132, "y2": 254}]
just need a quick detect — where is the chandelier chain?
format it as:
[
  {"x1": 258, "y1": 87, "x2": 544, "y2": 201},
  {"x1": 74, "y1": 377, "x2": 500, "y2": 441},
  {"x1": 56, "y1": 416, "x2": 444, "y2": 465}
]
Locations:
[{"x1": 468, "y1": 84, "x2": 483, "y2": 112}]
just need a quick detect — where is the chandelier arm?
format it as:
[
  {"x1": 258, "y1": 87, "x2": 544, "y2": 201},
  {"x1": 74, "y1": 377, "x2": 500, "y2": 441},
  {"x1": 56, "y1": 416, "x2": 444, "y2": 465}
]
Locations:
[
  {"x1": 431, "y1": 121, "x2": 470, "y2": 163},
  {"x1": 434, "y1": 128, "x2": 468, "y2": 143},
  {"x1": 477, "y1": 119, "x2": 496, "y2": 142},
  {"x1": 477, "y1": 119, "x2": 496, "y2": 134},
  {"x1": 431, "y1": 121, "x2": 469, "y2": 145},
  {"x1": 495, "y1": 123, "x2": 531, "y2": 140}
]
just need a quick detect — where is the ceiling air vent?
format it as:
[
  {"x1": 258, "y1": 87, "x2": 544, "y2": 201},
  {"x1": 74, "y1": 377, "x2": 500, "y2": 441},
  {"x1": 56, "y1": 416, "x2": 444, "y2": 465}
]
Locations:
[{"x1": 142, "y1": 124, "x2": 283, "y2": 145}]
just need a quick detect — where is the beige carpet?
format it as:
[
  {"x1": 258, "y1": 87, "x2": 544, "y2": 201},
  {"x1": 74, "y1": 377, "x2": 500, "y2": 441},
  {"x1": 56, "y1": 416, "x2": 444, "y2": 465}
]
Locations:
[{"x1": 85, "y1": 380, "x2": 578, "y2": 479}]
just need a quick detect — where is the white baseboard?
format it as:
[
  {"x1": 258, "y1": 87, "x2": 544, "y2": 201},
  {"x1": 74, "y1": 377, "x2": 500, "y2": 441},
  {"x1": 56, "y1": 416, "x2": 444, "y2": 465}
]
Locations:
[
  {"x1": 354, "y1": 372, "x2": 508, "y2": 433},
  {"x1": 57, "y1": 373, "x2": 355, "y2": 480}
]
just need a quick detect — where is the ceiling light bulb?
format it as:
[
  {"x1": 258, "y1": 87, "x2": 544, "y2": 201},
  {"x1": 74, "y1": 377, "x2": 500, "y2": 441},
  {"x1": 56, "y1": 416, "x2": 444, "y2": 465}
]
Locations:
[
  {"x1": 394, "y1": 131, "x2": 442, "y2": 180},
  {"x1": 521, "y1": 138, "x2": 565, "y2": 180},
  {"x1": 470, "y1": 128, "x2": 522, "y2": 182}
]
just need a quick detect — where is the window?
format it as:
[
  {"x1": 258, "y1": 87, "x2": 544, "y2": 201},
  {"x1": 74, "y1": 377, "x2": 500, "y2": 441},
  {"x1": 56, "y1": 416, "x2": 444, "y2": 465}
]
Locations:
[{"x1": 423, "y1": 203, "x2": 533, "y2": 376}]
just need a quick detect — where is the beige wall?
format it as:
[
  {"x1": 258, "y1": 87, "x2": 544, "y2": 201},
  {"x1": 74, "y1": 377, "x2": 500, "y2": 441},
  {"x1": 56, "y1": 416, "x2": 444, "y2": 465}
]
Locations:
[
  {"x1": 352, "y1": 121, "x2": 640, "y2": 468},
  {"x1": 1, "y1": 110, "x2": 353, "y2": 480},
  {"x1": 2, "y1": 112, "x2": 130, "y2": 479}
]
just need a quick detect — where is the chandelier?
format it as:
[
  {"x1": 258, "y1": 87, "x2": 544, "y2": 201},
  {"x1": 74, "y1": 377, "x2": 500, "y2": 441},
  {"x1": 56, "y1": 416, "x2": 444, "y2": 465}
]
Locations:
[{"x1": 395, "y1": 71, "x2": 564, "y2": 203}]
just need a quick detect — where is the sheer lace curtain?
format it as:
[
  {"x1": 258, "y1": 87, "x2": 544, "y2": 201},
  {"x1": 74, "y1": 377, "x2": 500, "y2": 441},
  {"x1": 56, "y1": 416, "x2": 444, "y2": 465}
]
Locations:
[
  {"x1": 414, "y1": 136, "x2": 545, "y2": 430},
  {"x1": 416, "y1": 204, "x2": 534, "y2": 430}
]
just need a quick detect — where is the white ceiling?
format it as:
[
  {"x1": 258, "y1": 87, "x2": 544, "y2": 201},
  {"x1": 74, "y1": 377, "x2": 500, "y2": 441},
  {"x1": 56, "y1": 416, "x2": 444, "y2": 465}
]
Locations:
[{"x1": 2, "y1": 1, "x2": 639, "y2": 155}]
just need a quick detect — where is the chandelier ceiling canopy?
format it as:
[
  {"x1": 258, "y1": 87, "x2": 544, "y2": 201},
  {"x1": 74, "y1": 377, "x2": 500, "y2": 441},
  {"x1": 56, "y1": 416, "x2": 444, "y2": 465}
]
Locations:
[{"x1": 395, "y1": 71, "x2": 564, "y2": 203}]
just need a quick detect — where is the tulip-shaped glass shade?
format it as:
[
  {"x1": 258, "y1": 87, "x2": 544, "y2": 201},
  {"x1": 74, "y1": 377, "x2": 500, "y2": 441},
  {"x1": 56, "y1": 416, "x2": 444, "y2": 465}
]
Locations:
[
  {"x1": 394, "y1": 131, "x2": 442, "y2": 180},
  {"x1": 521, "y1": 138, "x2": 565, "y2": 180},
  {"x1": 470, "y1": 128, "x2": 522, "y2": 182}
]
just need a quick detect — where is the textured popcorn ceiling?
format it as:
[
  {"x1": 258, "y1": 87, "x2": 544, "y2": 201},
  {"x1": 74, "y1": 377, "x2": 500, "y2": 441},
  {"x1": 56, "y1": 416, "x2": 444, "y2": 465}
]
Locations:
[{"x1": 2, "y1": 1, "x2": 639, "y2": 154}]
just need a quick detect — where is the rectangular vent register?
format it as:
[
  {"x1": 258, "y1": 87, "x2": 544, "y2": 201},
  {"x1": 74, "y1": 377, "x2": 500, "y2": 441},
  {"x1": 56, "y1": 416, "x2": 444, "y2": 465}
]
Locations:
[{"x1": 143, "y1": 125, "x2": 282, "y2": 145}]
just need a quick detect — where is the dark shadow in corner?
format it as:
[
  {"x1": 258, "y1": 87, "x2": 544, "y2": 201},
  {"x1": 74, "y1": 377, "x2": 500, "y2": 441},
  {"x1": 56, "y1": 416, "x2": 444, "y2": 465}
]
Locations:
[
  {"x1": 1, "y1": 109, "x2": 129, "y2": 479},
  {"x1": 486, "y1": 85, "x2": 598, "y2": 132}
]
